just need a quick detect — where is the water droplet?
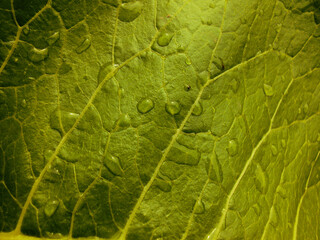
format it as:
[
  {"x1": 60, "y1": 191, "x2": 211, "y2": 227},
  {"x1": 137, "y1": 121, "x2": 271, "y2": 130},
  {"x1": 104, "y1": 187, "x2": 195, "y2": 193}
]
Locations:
[
  {"x1": 254, "y1": 164, "x2": 268, "y2": 193},
  {"x1": 154, "y1": 178, "x2": 172, "y2": 192},
  {"x1": 165, "y1": 101, "x2": 181, "y2": 115},
  {"x1": 62, "y1": 112, "x2": 79, "y2": 130},
  {"x1": 184, "y1": 84, "x2": 191, "y2": 92},
  {"x1": 279, "y1": 51, "x2": 286, "y2": 60},
  {"x1": 118, "y1": 1, "x2": 143, "y2": 22},
  {"x1": 139, "y1": 50, "x2": 148, "y2": 59},
  {"x1": 202, "y1": 19, "x2": 213, "y2": 26},
  {"x1": 58, "y1": 147, "x2": 78, "y2": 163},
  {"x1": 177, "y1": 44, "x2": 185, "y2": 52},
  {"x1": 192, "y1": 102, "x2": 203, "y2": 116},
  {"x1": 77, "y1": 106, "x2": 101, "y2": 133},
  {"x1": 76, "y1": 38, "x2": 91, "y2": 54},
  {"x1": 47, "y1": 32, "x2": 60, "y2": 45},
  {"x1": 21, "y1": 99, "x2": 27, "y2": 108},
  {"x1": 45, "y1": 232, "x2": 63, "y2": 239},
  {"x1": 274, "y1": 8, "x2": 282, "y2": 17},
  {"x1": 273, "y1": 41, "x2": 279, "y2": 50},
  {"x1": 23, "y1": 25, "x2": 30, "y2": 35},
  {"x1": 116, "y1": 114, "x2": 131, "y2": 128},
  {"x1": 75, "y1": 86, "x2": 81, "y2": 93},
  {"x1": 298, "y1": 107, "x2": 302, "y2": 114},
  {"x1": 103, "y1": 152, "x2": 123, "y2": 176},
  {"x1": 46, "y1": 164, "x2": 61, "y2": 183},
  {"x1": 303, "y1": 103, "x2": 309, "y2": 114},
  {"x1": 275, "y1": 24, "x2": 281, "y2": 33},
  {"x1": 252, "y1": 203, "x2": 262, "y2": 216},
  {"x1": 185, "y1": 58, "x2": 192, "y2": 65},
  {"x1": 168, "y1": 142, "x2": 200, "y2": 166},
  {"x1": 212, "y1": 56, "x2": 225, "y2": 72},
  {"x1": 281, "y1": 139, "x2": 286, "y2": 148},
  {"x1": 40, "y1": 130, "x2": 46, "y2": 136},
  {"x1": 263, "y1": 84, "x2": 274, "y2": 96},
  {"x1": 13, "y1": 57, "x2": 18, "y2": 63},
  {"x1": 157, "y1": 32, "x2": 173, "y2": 47},
  {"x1": 271, "y1": 145, "x2": 278, "y2": 156},
  {"x1": 228, "y1": 196, "x2": 236, "y2": 210},
  {"x1": 240, "y1": 17, "x2": 247, "y2": 24},
  {"x1": 50, "y1": 108, "x2": 79, "y2": 135},
  {"x1": 197, "y1": 71, "x2": 208, "y2": 88},
  {"x1": 194, "y1": 199, "x2": 205, "y2": 214},
  {"x1": 102, "y1": 0, "x2": 119, "y2": 7},
  {"x1": 44, "y1": 149, "x2": 54, "y2": 161},
  {"x1": 44, "y1": 198, "x2": 59, "y2": 217},
  {"x1": 206, "y1": 154, "x2": 223, "y2": 182},
  {"x1": 227, "y1": 139, "x2": 238, "y2": 156},
  {"x1": 269, "y1": 206, "x2": 278, "y2": 226},
  {"x1": 28, "y1": 47, "x2": 49, "y2": 62},
  {"x1": 314, "y1": 27, "x2": 320, "y2": 38},
  {"x1": 98, "y1": 63, "x2": 114, "y2": 84},
  {"x1": 59, "y1": 62, "x2": 72, "y2": 74},
  {"x1": 276, "y1": 185, "x2": 287, "y2": 199},
  {"x1": 137, "y1": 98, "x2": 154, "y2": 114},
  {"x1": 230, "y1": 79, "x2": 239, "y2": 93}
]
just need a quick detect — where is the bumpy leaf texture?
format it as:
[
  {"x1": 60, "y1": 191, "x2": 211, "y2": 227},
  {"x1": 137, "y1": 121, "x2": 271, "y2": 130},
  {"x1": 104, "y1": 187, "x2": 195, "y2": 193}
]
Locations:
[{"x1": 0, "y1": 0, "x2": 320, "y2": 239}]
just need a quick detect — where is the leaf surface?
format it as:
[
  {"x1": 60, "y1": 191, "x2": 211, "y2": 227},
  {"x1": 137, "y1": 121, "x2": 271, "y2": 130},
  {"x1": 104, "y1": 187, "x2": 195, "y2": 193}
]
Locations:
[{"x1": 0, "y1": 0, "x2": 319, "y2": 239}]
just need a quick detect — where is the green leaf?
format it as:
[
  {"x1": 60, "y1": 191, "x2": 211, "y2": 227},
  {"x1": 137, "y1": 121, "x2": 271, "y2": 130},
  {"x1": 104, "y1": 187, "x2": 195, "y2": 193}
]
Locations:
[{"x1": 0, "y1": 0, "x2": 319, "y2": 240}]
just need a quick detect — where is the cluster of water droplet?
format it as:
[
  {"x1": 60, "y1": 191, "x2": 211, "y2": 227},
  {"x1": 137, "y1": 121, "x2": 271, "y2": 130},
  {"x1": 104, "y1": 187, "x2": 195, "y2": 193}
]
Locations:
[{"x1": 137, "y1": 98, "x2": 204, "y2": 116}]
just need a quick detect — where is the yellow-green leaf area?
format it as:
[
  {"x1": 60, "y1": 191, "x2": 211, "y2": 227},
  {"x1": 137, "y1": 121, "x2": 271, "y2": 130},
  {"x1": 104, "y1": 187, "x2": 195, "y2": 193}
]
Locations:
[{"x1": 0, "y1": 0, "x2": 319, "y2": 239}]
